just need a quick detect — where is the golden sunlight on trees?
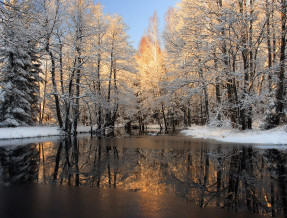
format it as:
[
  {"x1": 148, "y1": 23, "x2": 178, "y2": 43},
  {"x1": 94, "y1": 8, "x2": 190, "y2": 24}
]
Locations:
[
  {"x1": 163, "y1": 0, "x2": 287, "y2": 130},
  {"x1": 30, "y1": 0, "x2": 135, "y2": 134},
  {"x1": 136, "y1": 12, "x2": 168, "y2": 132},
  {"x1": 0, "y1": 0, "x2": 286, "y2": 133}
]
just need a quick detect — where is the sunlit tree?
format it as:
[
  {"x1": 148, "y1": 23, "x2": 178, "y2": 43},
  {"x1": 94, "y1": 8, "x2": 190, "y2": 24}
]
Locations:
[
  {"x1": 136, "y1": 12, "x2": 168, "y2": 131},
  {"x1": 163, "y1": 0, "x2": 286, "y2": 130}
]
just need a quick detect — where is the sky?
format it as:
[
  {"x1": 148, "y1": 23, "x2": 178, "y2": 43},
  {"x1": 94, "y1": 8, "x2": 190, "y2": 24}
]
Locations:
[{"x1": 97, "y1": 0, "x2": 178, "y2": 48}]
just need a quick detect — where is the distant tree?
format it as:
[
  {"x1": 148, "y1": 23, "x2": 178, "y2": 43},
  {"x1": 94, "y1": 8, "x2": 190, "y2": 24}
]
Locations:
[{"x1": 136, "y1": 12, "x2": 168, "y2": 132}]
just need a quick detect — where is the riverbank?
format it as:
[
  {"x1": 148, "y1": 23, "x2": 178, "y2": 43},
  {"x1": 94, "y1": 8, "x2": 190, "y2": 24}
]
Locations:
[
  {"x1": 0, "y1": 125, "x2": 98, "y2": 140},
  {"x1": 0, "y1": 124, "x2": 287, "y2": 147},
  {"x1": 0, "y1": 124, "x2": 161, "y2": 140},
  {"x1": 181, "y1": 125, "x2": 287, "y2": 146}
]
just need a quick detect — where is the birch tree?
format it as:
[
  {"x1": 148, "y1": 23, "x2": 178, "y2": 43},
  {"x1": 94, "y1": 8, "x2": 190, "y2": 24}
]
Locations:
[{"x1": 136, "y1": 12, "x2": 168, "y2": 132}]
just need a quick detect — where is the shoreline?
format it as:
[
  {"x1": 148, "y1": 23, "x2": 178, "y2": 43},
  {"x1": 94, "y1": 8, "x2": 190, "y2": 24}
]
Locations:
[
  {"x1": 0, "y1": 125, "x2": 286, "y2": 147},
  {"x1": 181, "y1": 125, "x2": 287, "y2": 146}
]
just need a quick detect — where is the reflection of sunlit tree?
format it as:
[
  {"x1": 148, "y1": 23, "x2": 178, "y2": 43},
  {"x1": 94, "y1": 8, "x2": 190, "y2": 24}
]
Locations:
[{"x1": 32, "y1": 137, "x2": 287, "y2": 216}]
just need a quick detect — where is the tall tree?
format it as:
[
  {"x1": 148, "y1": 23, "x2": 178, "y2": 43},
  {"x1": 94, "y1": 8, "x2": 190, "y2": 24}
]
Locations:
[
  {"x1": 39, "y1": 0, "x2": 63, "y2": 128},
  {"x1": 0, "y1": 0, "x2": 42, "y2": 127},
  {"x1": 163, "y1": 0, "x2": 281, "y2": 130},
  {"x1": 103, "y1": 15, "x2": 136, "y2": 128},
  {"x1": 136, "y1": 12, "x2": 167, "y2": 132},
  {"x1": 273, "y1": 0, "x2": 286, "y2": 127}
]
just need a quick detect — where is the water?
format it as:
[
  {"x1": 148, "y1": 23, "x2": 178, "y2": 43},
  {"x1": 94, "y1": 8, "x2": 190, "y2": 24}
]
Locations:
[{"x1": 0, "y1": 131, "x2": 286, "y2": 217}]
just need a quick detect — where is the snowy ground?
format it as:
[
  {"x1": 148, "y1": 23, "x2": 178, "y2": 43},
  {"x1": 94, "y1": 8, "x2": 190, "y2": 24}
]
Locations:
[
  {"x1": 181, "y1": 125, "x2": 287, "y2": 148},
  {"x1": 0, "y1": 124, "x2": 125, "y2": 147},
  {"x1": 0, "y1": 125, "x2": 97, "y2": 140},
  {"x1": 0, "y1": 124, "x2": 286, "y2": 149},
  {"x1": 0, "y1": 125, "x2": 98, "y2": 147},
  {"x1": 0, "y1": 126, "x2": 61, "y2": 139}
]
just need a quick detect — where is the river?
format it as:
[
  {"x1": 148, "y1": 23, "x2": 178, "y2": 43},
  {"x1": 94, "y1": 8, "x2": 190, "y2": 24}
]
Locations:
[{"x1": 0, "y1": 130, "x2": 286, "y2": 217}]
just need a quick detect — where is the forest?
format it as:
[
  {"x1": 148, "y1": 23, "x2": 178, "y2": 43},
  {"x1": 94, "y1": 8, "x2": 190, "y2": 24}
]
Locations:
[{"x1": 0, "y1": 0, "x2": 286, "y2": 135}]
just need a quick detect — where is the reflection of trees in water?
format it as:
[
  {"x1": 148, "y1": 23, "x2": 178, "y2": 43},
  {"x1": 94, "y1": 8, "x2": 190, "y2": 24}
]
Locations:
[
  {"x1": 264, "y1": 149, "x2": 287, "y2": 217},
  {"x1": 1, "y1": 137, "x2": 286, "y2": 217},
  {"x1": 38, "y1": 137, "x2": 287, "y2": 216},
  {"x1": 43, "y1": 137, "x2": 286, "y2": 216},
  {"x1": 0, "y1": 144, "x2": 39, "y2": 185}
]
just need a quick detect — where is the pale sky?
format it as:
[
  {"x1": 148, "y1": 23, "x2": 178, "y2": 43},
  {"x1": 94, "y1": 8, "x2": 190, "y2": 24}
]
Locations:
[{"x1": 97, "y1": 0, "x2": 178, "y2": 48}]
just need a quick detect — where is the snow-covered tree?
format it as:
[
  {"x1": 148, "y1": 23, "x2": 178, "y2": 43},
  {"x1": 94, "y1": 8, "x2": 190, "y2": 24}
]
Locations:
[
  {"x1": 136, "y1": 12, "x2": 168, "y2": 131},
  {"x1": 163, "y1": 0, "x2": 213, "y2": 126},
  {"x1": 163, "y1": 0, "x2": 286, "y2": 130},
  {"x1": 0, "y1": 0, "x2": 42, "y2": 127},
  {"x1": 102, "y1": 14, "x2": 136, "y2": 128},
  {"x1": 82, "y1": 4, "x2": 136, "y2": 133}
]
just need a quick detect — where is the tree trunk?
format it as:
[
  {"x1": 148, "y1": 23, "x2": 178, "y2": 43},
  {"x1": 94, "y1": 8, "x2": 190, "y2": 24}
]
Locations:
[
  {"x1": 59, "y1": 37, "x2": 65, "y2": 96},
  {"x1": 214, "y1": 52, "x2": 222, "y2": 122},
  {"x1": 161, "y1": 104, "x2": 168, "y2": 133},
  {"x1": 40, "y1": 59, "x2": 48, "y2": 124},
  {"x1": 105, "y1": 37, "x2": 115, "y2": 127},
  {"x1": 63, "y1": 57, "x2": 78, "y2": 134},
  {"x1": 96, "y1": 52, "x2": 102, "y2": 131},
  {"x1": 72, "y1": 8, "x2": 84, "y2": 135},
  {"x1": 198, "y1": 58, "x2": 209, "y2": 124},
  {"x1": 274, "y1": 0, "x2": 286, "y2": 126},
  {"x1": 203, "y1": 86, "x2": 210, "y2": 124},
  {"x1": 111, "y1": 65, "x2": 119, "y2": 126},
  {"x1": 247, "y1": 0, "x2": 254, "y2": 129},
  {"x1": 188, "y1": 107, "x2": 191, "y2": 126},
  {"x1": 217, "y1": 0, "x2": 236, "y2": 127},
  {"x1": 239, "y1": 0, "x2": 249, "y2": 130},
  {"x1": 266, "y1": 0, "x2": 273, "y2": 92},
  {"x1": 46, "y1": 44, "x2": 63, "y2": 128},
  {"x1": 73, "y1": 55, "x2": 81, "y2": 135}
]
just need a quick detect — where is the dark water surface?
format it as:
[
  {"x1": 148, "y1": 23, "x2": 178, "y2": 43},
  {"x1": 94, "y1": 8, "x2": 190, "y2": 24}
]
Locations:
[{"x1": 0, "y1": 131, "x2": 286, "y2": 217}]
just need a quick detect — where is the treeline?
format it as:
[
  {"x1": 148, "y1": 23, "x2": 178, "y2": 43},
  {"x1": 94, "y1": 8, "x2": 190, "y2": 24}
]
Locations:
[
  {"x1": 0, "y1": 0, "x2": 286, "y2": 133},
  {"x1": 162, "y1": 0, "x2": 287, "y2": 130},
  {"x1": 0, "y1": 0, "x2": 136, "y2": 134}
]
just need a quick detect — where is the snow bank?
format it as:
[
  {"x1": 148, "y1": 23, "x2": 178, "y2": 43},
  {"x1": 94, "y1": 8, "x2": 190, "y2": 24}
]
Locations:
[
  {"x1": 0, "y1": 125, "x2": 96, "y2": 140},
  {"x1": 181, "y1": 125, "x2": 287, "y2": 145},
  {"x1": 147, "y1": 124, "x2": 161, "y2": 129},
  {"x1": 77, "y1": 125, "x2": 97, "y2": 133},
  {"x1": 0, "y1": 126, "x2": 61, "y2": 139}
]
